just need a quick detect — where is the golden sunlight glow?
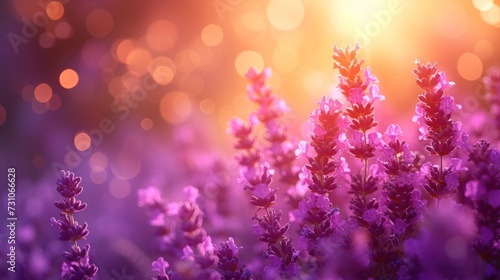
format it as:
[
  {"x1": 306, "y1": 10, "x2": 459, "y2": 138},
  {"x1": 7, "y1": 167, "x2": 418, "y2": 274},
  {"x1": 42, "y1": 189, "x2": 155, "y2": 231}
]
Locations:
[
  {"x1": 434, "y1": 2, "x2": 469, "y2": 39},
  {"x1": 74, "y1": 132, "x2": 91, "y2": 152},
  {"x1": 267, "y1": 0, "x2": 304, "y2": 30},
  {"x1": 272, "y1": 42, "x2": 299, "y2": 73},
  {"x1": 149, "y1": 56, "x2": 176, "y2": 85},
  {"x1": 46, "y1": 1, "x2": 64, "y2": 20},
  {"x1": 232, "y1": 94, "x2": 253, "y2": 114},
  {"x1": 86, "y1": 9, "x2": 114, "y2": 38},
  {"x1": 59, "y1": 69, "x2": 79, "y2": 89},
  {"x1": 480, "y1": 4, "x2": 500, "y2": 26},
  {"x1": 201, "y1": 24, "x2": 224, "y2": 46},
  {"x1": 457, "y1": 52, "x2": 483, "y2": 81},
  {"x1": 473, "y1": 0, "x2": 494, "y2": 12},
  {"x1": 34, "y1": 83, "x2": 53, "y2": 103},
  {"x1": 160, "y1": 91, "x2": 192, "y2": 124},
  {"x1": 235, "y1": 50, "x2": 264, "y2": 76}
]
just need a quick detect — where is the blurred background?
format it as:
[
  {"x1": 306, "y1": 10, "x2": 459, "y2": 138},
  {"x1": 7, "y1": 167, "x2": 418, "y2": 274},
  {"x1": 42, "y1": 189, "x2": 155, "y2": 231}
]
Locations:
[{"x1": 0, "y1": 0, "x2": 499, "y2": 279}]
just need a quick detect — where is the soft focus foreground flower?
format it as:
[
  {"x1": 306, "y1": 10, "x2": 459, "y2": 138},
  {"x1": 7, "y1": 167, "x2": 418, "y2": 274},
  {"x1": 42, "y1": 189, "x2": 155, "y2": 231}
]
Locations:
[
  {"x1": 50, "y1": 170, "x2": 98, "y2": 279},
  {"x1": 243, "y1": 67, "x2": 299, "y2": 186},
  {"x1": 467, "y1": 140, "x2": 500, "y2": 278}
]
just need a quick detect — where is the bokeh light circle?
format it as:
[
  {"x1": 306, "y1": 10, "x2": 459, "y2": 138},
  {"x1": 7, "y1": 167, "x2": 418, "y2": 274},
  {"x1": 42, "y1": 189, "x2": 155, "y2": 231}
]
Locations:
[
  {"x1": 473, "y1": 0, "x2": 494, "y2": 12},
  {"x1": 234, "y1": 50, "x2": 264, "y2": 76},
  {"x1": 126, "y1": 48, "x2": 152, "y2": 76},
  {"x1": 457, "y1": 52, "x2": 483, "y2": 81},
  {"x1": 46, "y1": 1, "x2": 64, "y2": 20},
  {"x1": 86, "y1": 9, "x2": 114, "y2": 38},
  {"x1": 199, "y1": 99, "x2": 215, "y2": 114},
  {"x1": 109, "y1": 177, "x2": 131, "y2": 199},
  {"x1": 74, "y1": 132, "x2": 92, "y2": 152},
  {"x1": 59, "y1": 69, "x2": 79, "y2": 89},
  {"x1": 149, "y1": 56, "x2": 176, "y2": 85},
  {"x1": 201, "y1": 24, "x2": 224, "y2": 46},
  {"x1": 141, "y1": 118, "x2": 153, "y2": 130},
  {"x1": 266, "y1": 0, "x2": 304, "y2": 30},
  {"x1": 160, "y1": 91, "x2": 192, "y2": 124},
  {"x1": 34, "y1": 83, "x2": 53, "y2": 103}
]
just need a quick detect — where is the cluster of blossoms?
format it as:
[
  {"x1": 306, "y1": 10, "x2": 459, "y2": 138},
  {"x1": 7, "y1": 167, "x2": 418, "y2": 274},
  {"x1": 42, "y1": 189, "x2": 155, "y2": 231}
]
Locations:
[
  {"x1": 138, "y1": 185, "x2": 249, "y2": 279},
  {"x1": 228, "y1": 68, "x2": 301, "y2": 278},
  {"x1": 50, "y1": 170, "x2": 98, "y2": 279},
  {"x1": 130, "y1": 44, "x2": 500, "y2": 279}
]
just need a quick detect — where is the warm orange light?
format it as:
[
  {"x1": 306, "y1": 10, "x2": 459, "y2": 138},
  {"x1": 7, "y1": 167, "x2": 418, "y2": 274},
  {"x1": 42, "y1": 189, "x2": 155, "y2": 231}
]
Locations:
[
  {"x1": 126, "y1": 48, "x2": 152, "y2": 76},
  {"x1": 267, "y1": 0, "x2": 304, "y2": 30},
  {"x1": 74, "y1": 132, "x2": 92, "y2": 152},
  {"x1": 234, "y1": 51, "x2": 264, "y2": 76},
  {"x1": 457, "y1": 52, "x2": 483, "y2": 81},
  {"x1": 201, "y1": 24, "x2": 224, "y2": 46},
  {"x1": 59, "y1": 69, "x2": 79, "y2": 89},
  {"x1": 115, "y1": 39, "x2": 136, "y2": 64},
  {"x1": 149, "y1": 56, "x2": 176, "y2": 85},
  {"x1": 34, "y1": 83, "x2": 53, "y2": 103},
  {"x1": 160, "y1": 91, "x2": 192, "y2": 124},
  {"x1": 146, "y1": 20, "x2": 177, "y2": 52},
  {"x1": 46, "y1": 1, "x2": 64, "y2": 20}
]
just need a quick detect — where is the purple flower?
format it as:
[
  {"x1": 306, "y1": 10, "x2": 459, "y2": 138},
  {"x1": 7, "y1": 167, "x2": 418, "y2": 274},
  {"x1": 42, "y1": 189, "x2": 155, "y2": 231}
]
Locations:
[
  {"x1": 215, "y1": 238, "x2": 251, "y2": 280},
  {"x1": 51, "y1": 171, "x2": 97, "y2": 279},
  {"x1": 56, "y1": 170, "x2": 83, "y2": 198},
  {"x1": 384, "y1": 124, "x2": 403, "y2": 143},
  {"x1": 137, "y1": 186, "x2": 164, "y2": 207},
  {"x1": 362, "y1": 208, "x2": 379, "y2": 224},
  {"x1": 152, "y1": 257, "x2": 170, "y2": 280}
]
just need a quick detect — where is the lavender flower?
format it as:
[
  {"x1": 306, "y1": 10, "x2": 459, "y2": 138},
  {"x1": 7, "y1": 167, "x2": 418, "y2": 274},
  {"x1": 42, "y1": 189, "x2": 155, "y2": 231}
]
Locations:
[
  {"x1": 375, "y1": 124, "x2": 427, "y2": 278},
  {"x1": 137, "y1": 186, "x2": 177, "y2": 248},
  {"x1": 245, "y1": 67, "x2": 299, "y2": 186},
  {"x1": 412, "y1": 61, "x2": 467, "y2": 204},
  {"x1": 147, "y1": 185, "x2": 220, "y2": 280},
  {"x1": 243, "y1": 165, "x2": 299, "y2": 278},
  {"x1": 215, "y1": 237, "x2": 252, "y2": 280},
  {"x1": 293, "y1": 95, "x2": 348, "y2": 273},
  {"x1": 50, "y1": 170, "x2": 98, "y2": 279},
  {"x1": 466, "y1": 140, "x2": 500, "y2": 278},
  {"x1": 332, "y1": 44, "x2": 384, "y2": 227}
]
